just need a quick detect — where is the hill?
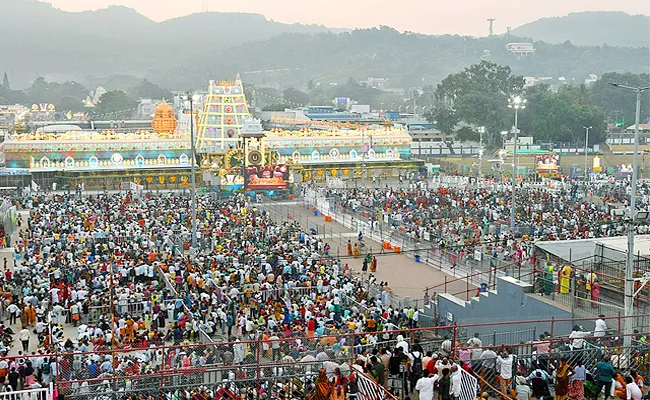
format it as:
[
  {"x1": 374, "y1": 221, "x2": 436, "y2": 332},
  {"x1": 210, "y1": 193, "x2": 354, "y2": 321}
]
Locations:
[
  {"x1": 0, "y1": 2, "x2": 649, "y2": 92},
  {"x1": 0, "y1": 0, "x2": 344, "y2": 87},
  {"x1": 510, "y1": 11, "x2": 650, "y2": 47},
  {"x1": 154, "y1": 27, "x2": 648, "y2": 91}
]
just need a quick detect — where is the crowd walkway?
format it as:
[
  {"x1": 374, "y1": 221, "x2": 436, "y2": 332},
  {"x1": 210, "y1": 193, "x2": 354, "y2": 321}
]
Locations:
[{"x1": 258, "y1": 198, "x2": 473, "y2": 306}]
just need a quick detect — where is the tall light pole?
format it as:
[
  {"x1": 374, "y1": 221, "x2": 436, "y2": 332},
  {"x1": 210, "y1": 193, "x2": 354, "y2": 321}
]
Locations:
[
  {"x1": 185, "y1": 92, "x2": 199, "y2": 250},
  {"x1": 583, "y1": 126, "x2": 592, "y2": 182},
  {"x1": 478, "y1": 126, "x2": 485, "y2": 185},
  {"x1": 508, "y1": 96, "x2": 526, "y2": 232},
  {"x1": 500, "y1": 131, "x2": 508, "y2": 192},
  {"x1": 610, "y1": 83, "x2": 650, "y2": 348}
]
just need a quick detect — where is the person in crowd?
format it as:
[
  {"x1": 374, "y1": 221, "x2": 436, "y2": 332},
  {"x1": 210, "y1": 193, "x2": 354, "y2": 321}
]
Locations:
[
  {"x1": 555, "y1": 356, "x2": 572, "y2": 400},
  {"x1": 415, "y1": 369, "x2": 437, "y2": 400},
  {"x1": 595, "y1": 355, "x2": 617, "y2": 400},
  {"x1": 625, "y1": 376, "x2": 643, "y2": 400},
  {"x1": 569, "y1": 358, "x2": 586, "y2": 400}
]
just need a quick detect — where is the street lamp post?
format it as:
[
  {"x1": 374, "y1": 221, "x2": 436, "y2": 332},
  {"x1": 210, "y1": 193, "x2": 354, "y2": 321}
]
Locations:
[
  {"x1": 185, "y1": 92, "x2": 199, "y2": 251},
  {"x1": 610, "y1": 83, "x2": 650, "y2": 348},
  {"x1": 508, "y1": 96, "x2": 526, "y2": 233},
  {"x1": 583, "y1": 126, "x2": 592, "y2": 182},
  {"x1": 500, "y1": 131, "x2": 508, "y2": 192},
  {"x1": 478, "y1": 126, "x2": 485, "y2": 186}
]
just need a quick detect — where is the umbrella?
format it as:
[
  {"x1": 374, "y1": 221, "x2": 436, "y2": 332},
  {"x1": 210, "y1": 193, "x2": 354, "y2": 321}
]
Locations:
[
  {"x1": 323, "y1": 361, "x2": 340, "y2": 379},
  {"x1": 299, "y1": 354, "x2": 316, "y2": 363},
  {"x1": 281, "y1": 355, "x2": 295, "y2": 363}
]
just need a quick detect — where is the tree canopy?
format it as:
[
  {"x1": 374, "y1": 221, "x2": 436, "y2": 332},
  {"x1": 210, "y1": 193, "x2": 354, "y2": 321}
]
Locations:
[
  {"x1": 127, "y1": 79, "x2": 174, "y2": 100},
  {"x1": 590, "y1": 72, "x2": 650, "y2": 127},
  {"x1": 95, "y1": 90, "x2": 137, "y2": 118},
  {"x1": 426, "y1": 61, "x2": 611, "y2": 146},
  {"x1": 282, "y1": 88, "x2": 310, "y2": 106},
  {"x1": 517, "y1": 84, "x2": 606, "y2": 144},
  {"x1": 425, "y1": 61, "x2": 525, "y2": 146},
  {"x1": 2, "y1": 72, "x2": 9, "y2": 91}
]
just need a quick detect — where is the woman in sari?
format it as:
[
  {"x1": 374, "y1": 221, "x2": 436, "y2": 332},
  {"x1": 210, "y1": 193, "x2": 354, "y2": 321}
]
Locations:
[
  {"x1": 313, "y1": 368, "x2": 332, "y2": 400},
  {"x1": 543, "y1": 265, "x2": 554, "y2": 295},
  {"x1": 332, "y1": 368, "x2": 347, "y2": 400},
  {"x1": 560, "y1": 265, "x2": 572, "y2": 294},
  {"x1": 591, "y1": 279, "x2": 601, "y2": 307},
  {"x1": 556, "y1": 356, "x2": 573, "y2": 400},
  {"x1": 569, "y1": 358, "x2": 586, "y2": 400}
]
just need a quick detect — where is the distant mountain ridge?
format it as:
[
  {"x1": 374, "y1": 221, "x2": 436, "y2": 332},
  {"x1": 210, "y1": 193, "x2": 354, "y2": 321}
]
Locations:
[
  {"x1": 510, "y1": 11, "x2": 650, "y2": 47},
  {"x1": 0, "y1": 0, "x2": 345, "y2": 87},
  {"x1": 0, "y1": 2, "x2": 648, "y2": 92}
]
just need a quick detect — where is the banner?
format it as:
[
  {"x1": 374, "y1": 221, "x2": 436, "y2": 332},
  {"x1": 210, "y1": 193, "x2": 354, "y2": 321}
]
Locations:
[{"x1": 245, "y1": 165, "x2": 290, "y2": 190}]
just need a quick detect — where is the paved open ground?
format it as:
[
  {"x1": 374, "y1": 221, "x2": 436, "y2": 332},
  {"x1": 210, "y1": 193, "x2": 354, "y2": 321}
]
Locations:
[{"x1": 260, "y1": 199, "x2": 473, "y2": 304}]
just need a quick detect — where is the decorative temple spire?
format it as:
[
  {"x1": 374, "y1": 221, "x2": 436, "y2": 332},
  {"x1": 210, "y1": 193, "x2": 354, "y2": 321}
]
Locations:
[{"x1": 196, "y1": 76, "x2": 251, "y2": 153}]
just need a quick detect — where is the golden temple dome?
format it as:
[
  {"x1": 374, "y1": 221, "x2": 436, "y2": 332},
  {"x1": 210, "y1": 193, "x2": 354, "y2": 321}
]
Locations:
[{"x1": 151, "y1": 99, "x2": 178, "y2": 134}]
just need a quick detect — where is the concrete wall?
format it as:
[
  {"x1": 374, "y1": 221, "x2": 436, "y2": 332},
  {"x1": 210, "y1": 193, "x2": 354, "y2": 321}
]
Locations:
[{"x1": 431, "y1": 276, "x2": 574, "y2": 341}]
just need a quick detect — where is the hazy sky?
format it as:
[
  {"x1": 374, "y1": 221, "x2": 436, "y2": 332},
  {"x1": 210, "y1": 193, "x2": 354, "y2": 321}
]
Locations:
[{"x1": 46, "y1": 0, "x2": 649, "y2": 36}]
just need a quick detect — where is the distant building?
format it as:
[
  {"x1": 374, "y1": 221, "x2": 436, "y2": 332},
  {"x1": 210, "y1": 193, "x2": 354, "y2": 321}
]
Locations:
[
  {"x1": 136, "y1": 98, "x2": 162, "y2": 120},
  {"x1": 606, "y1": 124, "x2": 650, "y2": 146},
  {"x1": 506, "y1": 42, "x2": 535, "y2": 57},
  {"x1": 350, "y1": 105, "x2": 370, "y2": 114},
  {"x1": 0, "y1": 105, "x2": 28, "y2": 128},
  {"x1": 92, "y1": 87, "x2": 107, "y2": 105},
  {"x1": 584, "y1": 74, "x2": 598, "y2": 85},
  {"x1": 366, "y1": 77, "x2": 390, "y2": 89},
  {"x1": 523, "y1": 76, "x2": 554, "y2": 87},
  {"x1": 333, "y1": 98, "x2": 351, "y2": 110}
]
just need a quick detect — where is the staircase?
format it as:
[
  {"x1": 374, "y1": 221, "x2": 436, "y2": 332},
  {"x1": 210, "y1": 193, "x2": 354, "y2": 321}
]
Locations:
[{"x1": 356, "y1": 371, "x2": 398, "y2": 400}]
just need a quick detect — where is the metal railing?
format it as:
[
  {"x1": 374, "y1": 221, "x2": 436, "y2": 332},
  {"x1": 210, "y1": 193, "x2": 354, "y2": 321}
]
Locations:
[{"x1": 1, "y1": 314, "x2": 648, "y2": 399}]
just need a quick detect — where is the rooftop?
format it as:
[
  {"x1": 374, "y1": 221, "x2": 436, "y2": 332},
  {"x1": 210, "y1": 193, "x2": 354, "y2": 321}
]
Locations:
[{"x1": 535, "y1": 234, "x2": 650, "y2": 262}]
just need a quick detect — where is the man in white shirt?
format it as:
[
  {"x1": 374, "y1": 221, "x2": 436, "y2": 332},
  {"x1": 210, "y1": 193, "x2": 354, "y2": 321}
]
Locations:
[
  {"x1": 19, "y1": 327, "x2": 30, "y2": 351},
  {"x1": 569, "y1": 325, "x2": 590, "y2": 349},
  {"x1": 497, "y1": 352, "x2": 514, "y2": 396},
  {"x1": 594, "y1": 315, "x2": 608, "y2": 337},
  {"x1": 626, "y1": 376, "x2": 643, "y2": 400},
  {"x1": 440, "y1": 336, "x2": 452, "y2": 357},
  {"x1": 396, "y1": 335, "x2": 409, "y2": 354},
  {"x1": 450, "y1": 365, "x2": 463, "y2": 399},
  {"x1": 415, "y1": 370, "x2": 438, "y2": 400}
]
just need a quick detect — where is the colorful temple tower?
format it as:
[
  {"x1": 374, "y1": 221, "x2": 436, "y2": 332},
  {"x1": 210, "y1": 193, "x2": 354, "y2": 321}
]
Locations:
[
  {"x1": 196, "y1": 74, "x2": 251, "y2": 153},
  {"x1": 151, "y1": 100, "x2": 178, "y2": 134}
]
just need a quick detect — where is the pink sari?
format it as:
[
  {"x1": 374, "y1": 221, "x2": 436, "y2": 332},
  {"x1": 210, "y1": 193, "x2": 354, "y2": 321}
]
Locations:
[{"x1": 569, "y1": 380, "x2": 584, "y2": 400}]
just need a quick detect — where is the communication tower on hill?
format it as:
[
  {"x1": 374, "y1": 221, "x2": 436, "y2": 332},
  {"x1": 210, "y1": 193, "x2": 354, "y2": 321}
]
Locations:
[
  {"x1": 487, "y1": 18, "x2": 496, "y2": 36},
  {"x1": 201, "y1": 0, "x2": 209, "y2": 12}
]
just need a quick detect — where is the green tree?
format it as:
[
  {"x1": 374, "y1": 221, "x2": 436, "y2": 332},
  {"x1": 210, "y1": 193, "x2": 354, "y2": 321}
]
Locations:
[
  {"x1": 590, "y1": 72, "x2": 650, "y2": 126},
  {"x1": 95, "y1": 90, "x2": 136, "y2": 118},
  {"x1": 127, "y1": 79, "x2": 173, "y2": 100},
  {"x1": 282, "y1": 87, "x2": 310, "y2": 106},
  {"x1": 24, "y1": 78, "x2": 88, "y2": 107},
  {"x1": 428, "y1": 61, "x2": 524, "y2": 146},
  {"x1": 56, "y1": 95, "x2": 84, "y2": 112},
  {"x1": 518, "y1": 83, "x2": 606, "y2": 144},
  {"x1": 262, "y1": 103, "x2": 291, "y2": 111}
]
